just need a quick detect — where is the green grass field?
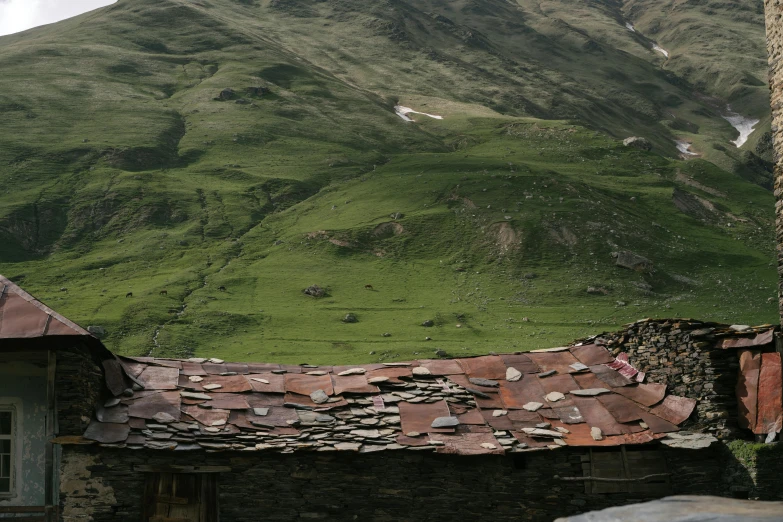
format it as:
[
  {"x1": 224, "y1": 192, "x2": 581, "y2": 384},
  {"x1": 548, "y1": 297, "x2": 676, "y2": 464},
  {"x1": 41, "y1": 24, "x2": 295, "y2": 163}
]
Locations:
[{"x1": 0, "y1": 0, "x2": 776, "y2": 363}]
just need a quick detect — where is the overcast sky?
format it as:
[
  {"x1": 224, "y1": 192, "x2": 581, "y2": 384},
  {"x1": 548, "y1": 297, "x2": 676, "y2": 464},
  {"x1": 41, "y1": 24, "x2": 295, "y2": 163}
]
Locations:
[{"x1": 0, "y1": 0, "x2": 116, "y2": 37}]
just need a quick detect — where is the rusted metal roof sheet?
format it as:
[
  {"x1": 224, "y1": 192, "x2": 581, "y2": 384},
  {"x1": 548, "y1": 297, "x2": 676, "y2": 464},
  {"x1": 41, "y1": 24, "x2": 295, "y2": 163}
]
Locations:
[
  {"x1": 737, "y1": 350, "x2": 761, "y2": 431},
  {"x1": 569, "y1": 344, "x2": 614, "y2": 366},
  {"x1": 0, "y1": 275, "x2": 93, "y2": 339},
  {"x1": 755, "y1": 352, "x2": 783, "y2": 436},
  {"x1": 76, "y1": 348, "x2": 701, "y2": 454},
  {"x1": 499, "y1": 353, "x2": 539, "y2": 374},
  {"x1": 721, "y1": 329, "x2": 774, "y2": 349},
  {"x1": 399, "y1": 400, "x2": 454, "y2": 434},
  {"x1": 649, "y1": 395, "x2": 697, "y2": 425},
  {"x1": 457, "y1": 355, "x2": 507, "y2": 379},
  {"x1": 527, "y1": 351, "x2": 581, "y2": 374},
  {"x1": 612, "y1": 383, "x2": 666, "y2": 408}
]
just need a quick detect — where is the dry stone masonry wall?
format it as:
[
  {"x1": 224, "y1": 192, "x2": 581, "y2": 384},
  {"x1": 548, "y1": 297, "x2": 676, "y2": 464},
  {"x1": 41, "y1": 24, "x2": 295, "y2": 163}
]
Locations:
[
  {"x1": 765, "y1": 0, "x2": 783, "y2": 324},
  {"x1": 59, "y1": 445, "x2": 726, "y2": 522},
  {"x1": 582, "y1": 320, "x2": 772, "y2": 438}
]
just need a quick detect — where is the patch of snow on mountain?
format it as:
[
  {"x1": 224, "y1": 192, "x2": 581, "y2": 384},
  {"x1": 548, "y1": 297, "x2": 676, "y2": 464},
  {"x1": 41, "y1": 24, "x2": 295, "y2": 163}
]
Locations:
[
  {"x1": 722, "y1": 106, "x2": 759, "y2": 148},
  {"x1": 652, "y1": 44, "x2": 669, "y2": 58},
  {"x1": 625, "y1": 23, "x2": 635, "y2": 32},
  {"x1": 395, "y1": 105, "x2": 443, "y2": 122},
  {"x1": 675, "y1": 140, "x2": 698, "y2": 157}
]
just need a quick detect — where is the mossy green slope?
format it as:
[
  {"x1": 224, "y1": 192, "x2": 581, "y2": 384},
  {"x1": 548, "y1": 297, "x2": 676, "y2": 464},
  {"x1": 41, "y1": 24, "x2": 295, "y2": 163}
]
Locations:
[{"x1": 0, "y1": 0, "x2": 776, "y2": 363}]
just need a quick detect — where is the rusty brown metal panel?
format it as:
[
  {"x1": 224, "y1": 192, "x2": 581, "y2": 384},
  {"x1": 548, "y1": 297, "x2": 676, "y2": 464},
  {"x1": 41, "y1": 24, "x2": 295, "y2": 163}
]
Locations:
[
  {"x1": 507, "y1": 409, "x2": 543, "y2": 429},
  {"x1": 332, "y1": 374, "x2": 379, "y2": 395},
  {"x1": 572, "y1": 372, "x2": 606, "y2": 390},
  {"x1": 83, "y1": 422, "x2": 130, "y2": 443},
  {"x1": 208, "y1": 395, "x2": 250, "y2": 410},
  {"x1": 0, "y1": 276, "x2": 92, "y2": 338},
  {"x1": 283, "y1": 393, "x2": 348, "y2": 410},
  {"x1": 181, "y1": 363, "x2": 207, "y2": 376},
  {"x1": 569, "y1": 344, "x2": 615, "y2": 366},
  {"x1": 511, "y1": 433, "x2": 552, "y2": 448},
  {"x1": 539, "y1": 374, "x2": 580, "y2": 394},
  {"x1": 571, "y1": 397, "x2": 639, "y2": 436},
  {"x1": 118, "y1": 357, "x2": 147, "y2": 378},
  {"x1": 127, "y1": 391, "x2": 182, "y2": 421},
  {"x1": 552, "y1": 405, "x2": 584, "y2": 424},
  {"x1": 527, "y1": 351, "x2": 581, "y2": 374},
  {"x1": 182, "y1": 406, "x2": 230, "y2": 427},
  {"x1": 433, "y1": 431, "x2": 504, "y2": 455},
  {"x1": 755, "y1": 352, "x2": 783, "y2": 435},
  {"x1": 255, "y1": 406, "x2": 297, "y2": 427},
  {"x1": 590, "y1": 364, "x2": 633, "y2": 387},
  {"x1": 246, "y1": 374, "x2": 285, "y2": 394},
  {"x1": 737, "y1": 350, "x2": 761, "y2": 431},
  {"x1": 499, "y1": 354, "x2": 540, "y2": 374},
  {"x1": 457, "y1": 356, "x2": 507, "y2": 379},
  {"x1": 721, "y1": 329, "x2": 775, "y2": 349},
  {"x1": 639, "y1": 411, "x2": 679, "y2": 434},
  {"x1": 399, "y1": 400, "x2": 454, "y2": 434},
  {"x1": 201, "y1": 363, "x2": 227, "y2": 375},
  {"x1": 148, "y1": 359, "x2": 183, "y2": 369},
  {"x1": 137, "y1": 367, "x2": 180, "y2": 390},
  {"x1": 649, "y1": 395, "x2": 697, "y2": 425},
  {"x1": 246, "y1": 393, "x2": 285, "y2": 407},
  {"x1": 0, "y1": 293, "x2": 50, "y2": 338},
  {"x1": 446, "y1": 374, "x2": 498, "y2": 394},
  {"x1": 284, "y1": 374, "x2": 334, "y2": 396},
  {"x1": 367, "y1": 367, "x2": 413, "y2": 382},
  {"x1": 596, "y1": 394, "x2": 646, "y2": 423},
  {"x1": 499, "y1": 375, "x2": 547, "y2": 409},
  {"x1": 224, "y1": 363, "x2": 249, "y2": 374},
  {"x1": 613, "y1": 383, "x2": 667, "y2": 407},
  {"x1": 456, "y1": 409, "x2": 485, "y2": 425},
  {"x1": 480, "y1": 409, "x2": 513, "y2": 430},
  {"x1": 419, "y1": 359, "x2": 464, "y2": 376},
  {"x1": 199, "y1": 375, "x2": 252, "y2": 393}
]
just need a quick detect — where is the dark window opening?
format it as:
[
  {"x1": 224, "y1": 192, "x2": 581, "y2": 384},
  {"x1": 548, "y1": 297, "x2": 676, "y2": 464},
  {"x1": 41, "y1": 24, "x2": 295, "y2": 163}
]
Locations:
[
  {"x1": 143, "y1": 473, "x2": 218, "y2": 522},
  {"x1": 732, "y1": 490, "x2": 750, "y2": 500},
  {"x1": 512, "y1": 455, "x2": 526, "y2": 470},
  {"x1": 0, "y1": 409, "x2": 15, "y2": 495}
]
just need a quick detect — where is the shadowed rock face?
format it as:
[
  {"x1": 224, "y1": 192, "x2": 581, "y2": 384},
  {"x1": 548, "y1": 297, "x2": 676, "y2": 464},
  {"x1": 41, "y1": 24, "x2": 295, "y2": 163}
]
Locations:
[{"x1": 555, "y1": 495, "x2": 783, "y2": 522}]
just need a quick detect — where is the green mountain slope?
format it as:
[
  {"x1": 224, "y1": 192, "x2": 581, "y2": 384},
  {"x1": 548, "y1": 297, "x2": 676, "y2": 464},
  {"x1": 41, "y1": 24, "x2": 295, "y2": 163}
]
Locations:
[{"x1": 0, "y1": 0, "x2": 776, "y2": 363}]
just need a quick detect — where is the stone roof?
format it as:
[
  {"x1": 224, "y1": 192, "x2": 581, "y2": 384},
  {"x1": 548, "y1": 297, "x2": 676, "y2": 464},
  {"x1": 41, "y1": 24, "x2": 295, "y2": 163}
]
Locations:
[
  {"x1": 78, "y1": 344, "x2": 705, "y2": 455},
  {"x1": 0, "y1": 275, "x2": 93, "y2": 339}
]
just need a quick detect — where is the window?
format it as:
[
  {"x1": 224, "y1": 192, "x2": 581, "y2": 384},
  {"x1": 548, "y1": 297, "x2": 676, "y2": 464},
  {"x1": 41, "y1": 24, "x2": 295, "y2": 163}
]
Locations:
[{"x1": 0, "y1": 409, "x2": 14, "y2": 495}]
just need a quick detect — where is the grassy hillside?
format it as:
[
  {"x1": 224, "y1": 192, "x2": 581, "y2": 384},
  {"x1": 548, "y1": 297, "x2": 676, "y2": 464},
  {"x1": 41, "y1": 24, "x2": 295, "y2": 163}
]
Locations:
[{"x1": 0, "y1": 0, "x2": 776, "y2": 363}]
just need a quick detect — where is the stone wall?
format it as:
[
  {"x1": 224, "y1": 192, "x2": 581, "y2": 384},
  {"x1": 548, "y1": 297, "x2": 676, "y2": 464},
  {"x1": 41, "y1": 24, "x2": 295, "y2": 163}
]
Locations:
[
  {"x1": 765, "y1": 0, "x2": 783, "y2": 325},
  {"x1": 583, "y1": 319, "x2": 740, "y2": 437},
  {"x1": 59, "y1": 445, "x2": 730, "y2": 522},
  {"x1": 56, "y1": 343, "x2": 105, "y2": 437}
]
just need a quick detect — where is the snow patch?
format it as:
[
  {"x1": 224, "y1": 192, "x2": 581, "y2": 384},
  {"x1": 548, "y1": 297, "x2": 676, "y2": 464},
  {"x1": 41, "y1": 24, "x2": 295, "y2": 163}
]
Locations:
[
  {"x1": 625, "y1": 22, "x2": 635, "y2": 32},
  {"x1": 652, "y1": 44, "x2": 669, "y2": 58},
  {"x1": 722, "y1": 105, "x2": 759, "y2": 148},
  {"x1": 675, "y1": 140, "x2": 698, "y2": 158},
  {"x1": 395, "y1": 105, "x2": 443, "y2": 122}
]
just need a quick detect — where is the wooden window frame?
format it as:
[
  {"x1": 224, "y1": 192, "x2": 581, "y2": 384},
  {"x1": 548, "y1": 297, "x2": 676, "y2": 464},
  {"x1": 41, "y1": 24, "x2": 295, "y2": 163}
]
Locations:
[{"x1": 0, "y1": 401, "x2": 21, "y2": 500}]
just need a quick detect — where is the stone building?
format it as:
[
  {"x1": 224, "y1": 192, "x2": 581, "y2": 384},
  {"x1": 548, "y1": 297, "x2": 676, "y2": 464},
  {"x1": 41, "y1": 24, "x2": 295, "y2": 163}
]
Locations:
[
  {"x1": 767, "y1": 0, "x2": 783, "y2": 323},
  {"x1": 0, "y1": 275, "x2": 781, "y2": 521}
]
